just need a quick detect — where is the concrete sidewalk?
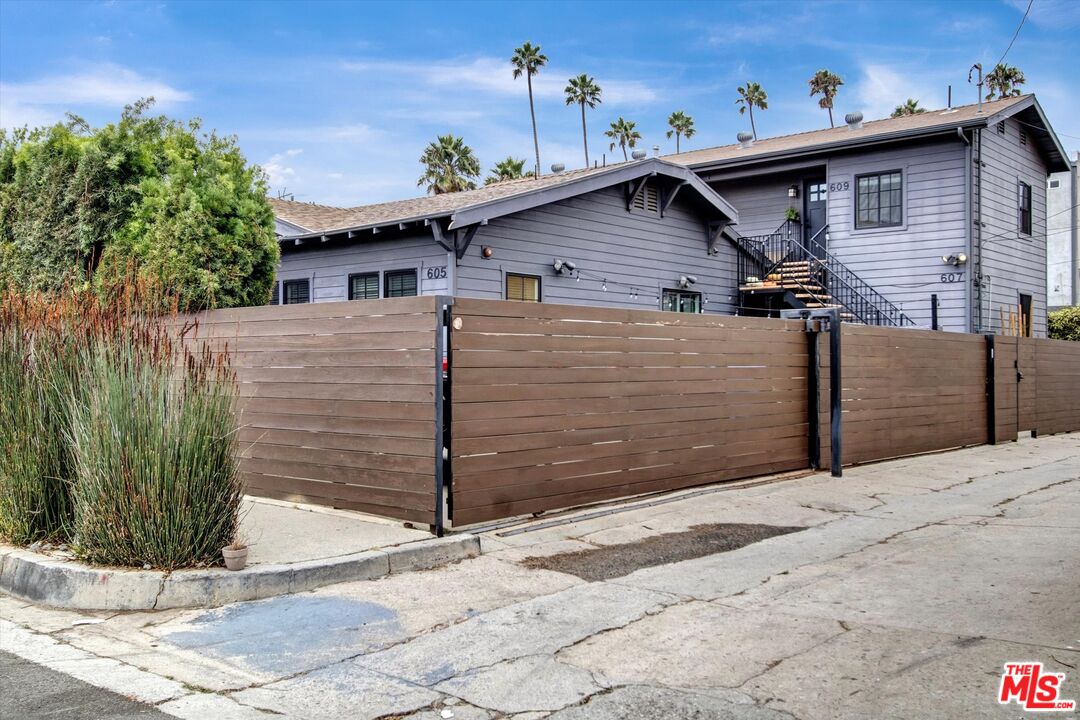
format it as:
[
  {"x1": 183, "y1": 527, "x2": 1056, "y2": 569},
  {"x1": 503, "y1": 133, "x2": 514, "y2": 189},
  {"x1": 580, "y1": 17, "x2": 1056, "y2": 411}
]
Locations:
[
  {"x1": 2, "y1": 434, "x2": 1078, "y2": 719},
  {"x1": 0, "y1": 497, "x2": 478, "y2": 611}
]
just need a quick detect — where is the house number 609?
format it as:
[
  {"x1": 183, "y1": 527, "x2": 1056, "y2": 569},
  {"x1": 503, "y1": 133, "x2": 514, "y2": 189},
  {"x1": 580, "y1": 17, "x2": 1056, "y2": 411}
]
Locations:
[{"x1": 828, "y1": 181, "x2": 849, "y2": 192}]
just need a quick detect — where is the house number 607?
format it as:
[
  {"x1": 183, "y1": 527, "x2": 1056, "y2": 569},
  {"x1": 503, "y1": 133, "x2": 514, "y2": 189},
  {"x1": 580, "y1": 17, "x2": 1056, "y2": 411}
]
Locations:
[{"x1": 940, "y1": 272, "x2": 964, "y2": 283}]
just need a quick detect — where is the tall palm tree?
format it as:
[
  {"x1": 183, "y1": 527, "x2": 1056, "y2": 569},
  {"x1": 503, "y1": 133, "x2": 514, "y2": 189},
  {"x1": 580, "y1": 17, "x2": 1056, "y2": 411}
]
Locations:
[
  {"x1": 484, "y1": 156, "x2": 527, "y2": 185},
  {"x1": 665, "y1": 111, "x2": 696, "y2": 154},
  {"x1": 511, "y1": 42, "x2": 548, "y2": 177},
  {"x1": 604, "y1": 117, "x2": 642, "y2": 162},
  {"x1": 808, "y1": 69, "x2": 844, "y2": 128},
  {"x1": 891, "y1": 98, "x2": 926, "y2": 118},
  {"x1": 564, "y1": 74, "x2": 602, "y2": 167},
  {"x1": 735, "y1": 82, "x2": 768, "y2": 140},
  {"x1": 417, "y1": 134, "x2": 481, "y2": 195},
  {"x1": 985, "y1": 63, "x2": 1026, "y2": 101}
]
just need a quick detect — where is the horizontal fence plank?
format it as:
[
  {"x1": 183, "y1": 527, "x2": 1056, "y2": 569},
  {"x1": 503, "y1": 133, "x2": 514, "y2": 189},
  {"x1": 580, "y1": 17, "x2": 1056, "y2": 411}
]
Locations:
[{"x1": 182, "y1": 298, "x2": 439, "y2": 525}]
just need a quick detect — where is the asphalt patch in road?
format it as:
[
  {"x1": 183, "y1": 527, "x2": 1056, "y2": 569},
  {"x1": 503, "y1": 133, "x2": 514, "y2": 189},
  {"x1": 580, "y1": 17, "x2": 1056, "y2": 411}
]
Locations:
[{"x1": 520, "y1": 523, "x2": 805, "y2": 581}]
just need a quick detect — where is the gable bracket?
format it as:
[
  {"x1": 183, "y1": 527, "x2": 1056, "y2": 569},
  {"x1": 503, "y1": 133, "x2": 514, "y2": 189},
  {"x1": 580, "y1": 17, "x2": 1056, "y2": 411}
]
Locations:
[
  {"x1": 455, "y1": 224, "x2": 480, "y2": 261},
  {"x1": 661, "y1": 180, "x2": 688, "y2": 217},
  {"x1": 707, "y1": 220, "x2": 729, "y2": 255},
  {"x1": 430, "y1": 219, "x2": 453, "y2": 252},
  {"x1": 626, "y1": 176, "x2": 649, "y2": 211}
]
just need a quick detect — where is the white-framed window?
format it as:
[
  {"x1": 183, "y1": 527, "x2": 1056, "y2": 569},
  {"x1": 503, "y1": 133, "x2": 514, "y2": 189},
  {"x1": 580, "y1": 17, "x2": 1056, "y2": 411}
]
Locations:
[
  {"x1": 505, "y1": 273, "x2": 541, "y2": 302},
  {"x1": 661, "y1": 289, "x2": 701, "y2": 313}
]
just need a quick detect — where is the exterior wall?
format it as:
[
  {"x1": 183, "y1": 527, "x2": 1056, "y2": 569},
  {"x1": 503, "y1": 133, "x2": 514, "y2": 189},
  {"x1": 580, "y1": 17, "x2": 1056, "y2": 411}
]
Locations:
[
  {"x1": 979, "y1": 117, "x2": 1049, "y2": 336},
  {"x1": 455, "y1": 183, "x2": 737, "y2": 314},
  {"x1": 709, "y1": 168, "x2": 807, "y2": 237},
  {"x1": 275, "y1": 232, "x2": 452, "y2": 303},
  {"x1": 824, "y1": 138, "x2": 970, "y2": 332},
  {"x1": 1046, "y1": 158, "x2": 1077, "y2": 309}
]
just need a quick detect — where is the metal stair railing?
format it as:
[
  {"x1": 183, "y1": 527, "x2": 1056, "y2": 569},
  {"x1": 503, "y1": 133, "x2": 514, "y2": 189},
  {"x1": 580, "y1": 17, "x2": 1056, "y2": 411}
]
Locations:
[{"x1": 733, "y1": 221, "x2": 914, "y2": 327}]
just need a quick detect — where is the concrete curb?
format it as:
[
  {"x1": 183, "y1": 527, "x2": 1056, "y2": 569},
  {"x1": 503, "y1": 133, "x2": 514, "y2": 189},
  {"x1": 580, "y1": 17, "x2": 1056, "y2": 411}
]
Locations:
[{"x1": 0, "y1": 534, "x2": 480, "y2": 611}]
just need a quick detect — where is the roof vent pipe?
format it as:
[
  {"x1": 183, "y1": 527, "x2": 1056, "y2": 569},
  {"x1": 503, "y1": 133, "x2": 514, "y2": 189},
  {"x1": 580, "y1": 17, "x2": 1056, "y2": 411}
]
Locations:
[
  {"x1": 652, "y1": 145, "x2": 660, "y2": 157},
  {"x1": 631, "y1": 149, "x2": 647, "y2": 160},
  {"x1": 845, "y1": 111, "x2": 864, "y2": 130},
  {"x1": 551, "y1": 163, "x2": 565, "y2": 174},
  {"x1": 737, "y1": 131, "x2": 754, "y2": 149}
]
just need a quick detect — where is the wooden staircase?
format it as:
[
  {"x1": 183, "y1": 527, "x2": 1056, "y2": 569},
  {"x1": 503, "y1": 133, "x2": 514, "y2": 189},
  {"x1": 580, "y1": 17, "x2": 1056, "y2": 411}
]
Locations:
[{"x1": 740, "y1": 260, "x2": 855, "y2": 320}]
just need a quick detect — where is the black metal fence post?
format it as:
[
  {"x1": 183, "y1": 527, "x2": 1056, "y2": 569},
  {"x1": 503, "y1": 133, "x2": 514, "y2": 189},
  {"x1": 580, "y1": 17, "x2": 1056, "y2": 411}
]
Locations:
[
  {"x1": 985, "y1": 333, "x2": 996, "y2": 445},
  {"x1": 828, "y1": 309, "x2": 842, "y2": 477},
  {"x1": 433, "y1": 296, "x2": 454, "y2": 536}
]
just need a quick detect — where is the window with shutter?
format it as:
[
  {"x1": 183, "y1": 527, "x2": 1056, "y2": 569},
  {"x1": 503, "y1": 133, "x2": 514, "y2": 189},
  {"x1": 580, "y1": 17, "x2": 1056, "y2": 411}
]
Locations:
[
  {"x1": 506, "y1": 273, "x2": 541, "y2": 302},
  {"x1": 349, "y1": 273, "x2": 379, "y2": 300},
  {"x1": 384, "y1": 269, "x2": 418, "y2": 297}
]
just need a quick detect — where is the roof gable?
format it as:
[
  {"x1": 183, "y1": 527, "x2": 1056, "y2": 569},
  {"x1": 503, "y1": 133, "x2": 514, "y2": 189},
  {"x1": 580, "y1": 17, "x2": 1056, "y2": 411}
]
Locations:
[{"x1": 271, "y1": 158, "x2": 738, "y2": 243}]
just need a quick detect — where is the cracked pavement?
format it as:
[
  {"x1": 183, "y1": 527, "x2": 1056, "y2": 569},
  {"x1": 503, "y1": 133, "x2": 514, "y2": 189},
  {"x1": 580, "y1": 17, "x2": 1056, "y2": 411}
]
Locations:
[{"x1": 2, "y1": 434, "x2": 1079, "y2": 719}]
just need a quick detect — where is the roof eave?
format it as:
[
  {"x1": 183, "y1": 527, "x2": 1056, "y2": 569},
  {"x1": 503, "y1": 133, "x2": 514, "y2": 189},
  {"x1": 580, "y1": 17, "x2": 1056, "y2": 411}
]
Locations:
[{"x1": 683, "y1": 117, "x2": 992, "y2": 172}]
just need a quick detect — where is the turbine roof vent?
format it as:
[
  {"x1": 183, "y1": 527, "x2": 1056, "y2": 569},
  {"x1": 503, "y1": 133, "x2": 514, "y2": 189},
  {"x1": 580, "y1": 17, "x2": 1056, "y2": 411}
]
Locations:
[
  {"x1": 737, "y1": 131, "x2": 754, "y2": 149},
  {"x1": 845, "y1": 111, "x2": 864, "y2": 130}
]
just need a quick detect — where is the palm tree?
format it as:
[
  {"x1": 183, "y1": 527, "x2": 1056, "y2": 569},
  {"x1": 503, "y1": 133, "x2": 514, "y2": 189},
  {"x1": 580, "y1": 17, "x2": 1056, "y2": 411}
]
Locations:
[
  {"x1": 484, "y1": 156, "x2": 527, "y2": 185},
  {"x1": 665, "y1": 111, "x2": 696, "y2": 154},
  {"x1": 564, "y1": 74, "x2": 602, "y2": 167},
  {"x1": 808, "y1": 70, "x2": 844, "y2": 128},
  {"x1": 417, "y1": 134, "x2": 481, "y2": 195},
  {"x1": 604, "y1": 117, "x2": 642, "y2": 162},
  {"x1": 735, "y1": 82, "x2": 768, "y2": 140},
  {"x1": 511, "y1": 42, "x2": 548, "y2": 177},
  {"x1": 891, "y1": 98, "x2": 926, "y2": 118},
  {"x1": 985, "y1": 63, "x2": 1026, "y2": 101}
]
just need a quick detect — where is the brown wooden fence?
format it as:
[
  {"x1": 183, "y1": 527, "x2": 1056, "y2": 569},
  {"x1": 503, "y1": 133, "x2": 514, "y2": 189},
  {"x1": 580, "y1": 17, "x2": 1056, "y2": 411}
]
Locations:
[
  {"x1": 448, "y1": 298, "x2": 810, "y2": 525},
  {"x1": 819, "y1": 326, "x2": 989, "y2": 467},
  {"x1": 185, "y1": 297, "x2": 440, "y2": 525},
  {"x1": 173, "y1": 296, "x2": 1079, "y2": 530}
]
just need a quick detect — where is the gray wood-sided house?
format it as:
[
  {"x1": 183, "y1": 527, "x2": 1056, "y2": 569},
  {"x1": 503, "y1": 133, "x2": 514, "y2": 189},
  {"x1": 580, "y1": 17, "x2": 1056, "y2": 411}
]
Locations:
[{"x1": 270, "y1": 94, "x2": 1069, "y2": 336}]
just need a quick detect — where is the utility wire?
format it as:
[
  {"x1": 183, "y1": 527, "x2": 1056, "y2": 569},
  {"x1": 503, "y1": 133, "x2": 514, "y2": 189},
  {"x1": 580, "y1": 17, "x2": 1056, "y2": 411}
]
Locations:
[{"x1": 995, "y1": 0, "x2": 1034, "y2": 68}]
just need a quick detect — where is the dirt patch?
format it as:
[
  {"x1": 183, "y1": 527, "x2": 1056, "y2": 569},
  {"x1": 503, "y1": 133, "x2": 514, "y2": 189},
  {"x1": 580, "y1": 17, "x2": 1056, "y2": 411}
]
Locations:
[{"x1": 520, "y1": 523, "x2": 805, "y2": 582}]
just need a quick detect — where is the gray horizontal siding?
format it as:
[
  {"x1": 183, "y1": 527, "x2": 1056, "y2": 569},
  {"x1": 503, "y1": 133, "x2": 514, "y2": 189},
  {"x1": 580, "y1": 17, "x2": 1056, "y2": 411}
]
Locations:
[
  {"x1": 979, "y1": 118, "x2": 1048, "y2": 336},
  {"x1": 276, "y1": 233, "x2": 451, "y2": 302},
  {"x1": 456, "y1": 184, "x2": 737, "y2": 314},
  {"x1": 709, "y1": 169, "x2": 809, "y2": 238},
  {"x1": 825, "y1": 140, "x2": 970, "y2": 332}
]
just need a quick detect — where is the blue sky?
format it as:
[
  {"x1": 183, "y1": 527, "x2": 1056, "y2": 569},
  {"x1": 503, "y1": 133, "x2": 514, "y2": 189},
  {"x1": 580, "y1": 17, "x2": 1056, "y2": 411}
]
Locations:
[{"x1": 2, "y1": 0, "x2": 1078, "y2": 206}]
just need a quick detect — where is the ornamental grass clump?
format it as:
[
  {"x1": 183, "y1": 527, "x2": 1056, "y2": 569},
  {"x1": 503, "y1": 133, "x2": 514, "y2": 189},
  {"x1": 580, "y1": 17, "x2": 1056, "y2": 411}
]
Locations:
[
  {"x1": 0, "y1": 278, "x2": 243, "y2": 568},
  {"x1": 0, "y1": 294, "x2": 77, "y2": 543}
]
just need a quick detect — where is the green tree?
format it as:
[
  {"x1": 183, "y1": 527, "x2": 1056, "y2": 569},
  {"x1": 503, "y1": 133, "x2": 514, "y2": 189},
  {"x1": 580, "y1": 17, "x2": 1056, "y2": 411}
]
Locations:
[
  {"x1": 985, "y1": 63, "x2": 1026, "y2": 101},
  {"x1": 417, "y1": 134, "x2": 481, "y2": 195},
  {"x1": 604, "y1": 117, "x2": 642, "y2": 162},
  {"x1": 564, "y1": 74, "x2": 602, "y2": 167},
  {"x1": 0, "y1": 99, "x2": 277, "y2": 309},
  {"x1": 736, "y1": 82, "x2": 768, "y2": 140},
  {"x1": 891, "y1": 98, "x2": 926, "y2": 118},
  {"x1": 511, "y1": 42, "x2": 548, "y2": 177},
  {"x1": 665, "y1": 110, "x2": 696, "y2": 153},
  {"x1": 485, "y1": 156, "x2": 527, "y2": 185},
  {"x1": 1049, "y1": 306, "x2": 1080, "y2": 341},
  {"x1": 808, "y1": 70, "x2": 844, "y2": 128}
]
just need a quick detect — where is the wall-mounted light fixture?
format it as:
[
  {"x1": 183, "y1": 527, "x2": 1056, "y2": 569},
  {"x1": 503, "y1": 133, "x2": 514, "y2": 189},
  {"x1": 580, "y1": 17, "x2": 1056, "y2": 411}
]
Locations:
[
  {"x1": 553, "y1": 258, "x2": 577, "y2": 275},
  {"x1": 678, "y1": 275, "x2": 698, "y2": 289},
  {"x1": 788, "y1": 184, "x2": 799, "y2": 198},
  {"x1": 941, "y1": 253, "x2": 968, "y2": 266},
  {"x1": 481, "y1": 246, "x2": 494, "y2": 259}
]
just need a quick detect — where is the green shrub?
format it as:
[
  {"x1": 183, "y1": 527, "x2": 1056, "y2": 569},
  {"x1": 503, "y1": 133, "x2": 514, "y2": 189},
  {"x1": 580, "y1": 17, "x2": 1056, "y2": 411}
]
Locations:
[{"x1": 1048, "y1": 306, "x2": 1080, "y2": 341}]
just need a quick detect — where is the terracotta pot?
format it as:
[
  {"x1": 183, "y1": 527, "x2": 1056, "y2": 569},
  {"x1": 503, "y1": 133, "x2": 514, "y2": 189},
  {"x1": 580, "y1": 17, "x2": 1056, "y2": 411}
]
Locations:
[{"x1": 222, "y1": 546, "x2": 248, "y2": 571}]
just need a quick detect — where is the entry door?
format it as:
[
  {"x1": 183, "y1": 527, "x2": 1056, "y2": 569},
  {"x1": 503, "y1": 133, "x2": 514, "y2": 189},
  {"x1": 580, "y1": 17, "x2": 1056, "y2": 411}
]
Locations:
[{"x1": 804, "y1": 179, "x2": 828, "y2": 258}]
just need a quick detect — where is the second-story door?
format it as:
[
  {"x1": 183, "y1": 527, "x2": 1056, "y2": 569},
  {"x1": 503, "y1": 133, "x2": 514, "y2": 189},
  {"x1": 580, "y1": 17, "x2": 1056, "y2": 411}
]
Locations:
[{"x1": 804, "y1": 179, "x2": 827, "y2": 258}]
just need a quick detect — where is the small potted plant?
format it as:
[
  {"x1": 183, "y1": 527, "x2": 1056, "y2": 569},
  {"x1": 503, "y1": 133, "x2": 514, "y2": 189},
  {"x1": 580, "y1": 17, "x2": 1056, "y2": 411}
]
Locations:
[
  {"x1": 784, "y1": 206, "x2": 801, "y2": 222},
  {"x1": 222, "y1": 531, "x2": 249, "y2": 571}
]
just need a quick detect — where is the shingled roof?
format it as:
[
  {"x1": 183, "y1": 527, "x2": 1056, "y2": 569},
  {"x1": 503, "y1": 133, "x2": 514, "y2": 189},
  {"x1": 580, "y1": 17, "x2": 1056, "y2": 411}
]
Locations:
[
  {"x1": 664, "y1": 94, "x2": 1068, "y2": 172},
  {"x1": 270, "y1": 158, "x2": 737, "y2": 241}
]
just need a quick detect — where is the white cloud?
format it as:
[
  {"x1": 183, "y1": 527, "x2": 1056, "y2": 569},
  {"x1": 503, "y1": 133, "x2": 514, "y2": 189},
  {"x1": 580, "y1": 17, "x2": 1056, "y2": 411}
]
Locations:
[
  {"x1": 853, "y1": 64, "x2": 943, "y2": 120},
  {"x1": 341, "y1": 56, "x2": 659, "y2": 105},
  {"x1": 1006, "y1": 0, "x2": 1080, "y2": 29},
  {"x1": 262, "y1": 148, "x2": 303, "y2": 187},
  {"x1": 0, "y1": 63, "x2": 190, "y2": 129}
]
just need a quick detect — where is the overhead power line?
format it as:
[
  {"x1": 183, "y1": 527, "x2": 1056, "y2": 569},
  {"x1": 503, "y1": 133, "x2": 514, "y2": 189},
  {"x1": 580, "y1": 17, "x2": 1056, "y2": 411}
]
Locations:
[{"x1": 995, "y1": 0, "x2": 1034, "y2": 68}]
